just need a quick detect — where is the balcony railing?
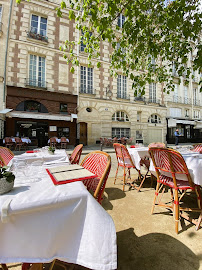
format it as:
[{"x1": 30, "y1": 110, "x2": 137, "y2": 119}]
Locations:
[
  {"x1": 117, "y1": 93, "x2": 130, "y2": 100},
  {"x1": 25, "y1": 78, "x2": 47, "y2": 89},
  {"x1": 134, "y1": 96, "x2": 145, "y2": 102},
  {"x1": 134, "y1": 96, "x2": 160, "y2": 105},
  {"x1": 27, "y1": 30, "x2": 48, "y2": 43},
  {"x1": 173, "y1": 96, "x2": 182, "y2": 103},
  {"x1": 184, "y1": 97, "x2": 191, "y2": 104},
  {"x1": 193, "y1": 100, "x2": 201, "y2": 106},
  {"x1": 79, "y1": 87, "x2": 95, "y2": 95}
]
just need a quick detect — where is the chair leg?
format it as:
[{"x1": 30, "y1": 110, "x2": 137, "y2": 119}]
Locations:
[
  {"x1": 174, "y1": 189, "x2": 179, "y2": 234},
  {"x1": 114, "y1": 164, "x2": 119, "y2": 184},
  {"x1": 1, "y1": 264, "x2": 8, "y2": 270},
  {"x1": 195, "y1": 186, "x2": 202, "y2": 230},
  {"x1": 151, "y1": 181, "x2": 160, "y2": 214},
  {"x1": 123, "y1": 167, "x2": 126, "y2": 191}
]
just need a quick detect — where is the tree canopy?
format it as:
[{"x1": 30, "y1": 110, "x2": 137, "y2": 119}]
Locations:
[{"x1": 17, "y1": 0, "x2": 202, "y2": 94}]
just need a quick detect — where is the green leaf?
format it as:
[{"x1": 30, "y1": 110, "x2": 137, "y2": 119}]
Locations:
[{"x1": 70, "y1": 67, "x2": 75, "y2": 73}]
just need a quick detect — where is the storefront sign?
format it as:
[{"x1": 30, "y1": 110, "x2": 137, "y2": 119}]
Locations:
[{"x1": 49, "y1": 126, "x2": 57, "y2": 132}]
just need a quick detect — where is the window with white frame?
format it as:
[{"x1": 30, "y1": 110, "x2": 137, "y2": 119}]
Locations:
[
  {"x1": 80, "y1": 66, "x2": 93, "y2": 94},
  {"x1": 80, "y1": 31, "x2": 92, "y2": 52},
  {"x1": 193, "y1": 88, "x2": 197, "y2": 105},
  {"x1": 193, "y1": 110, "x2": 200, "y2": 119},
  {"x1": 29, "y1": 54, "x2": 46, "y2": 88},
  {"x1": 117, "y1": 75, "x2": 127, "y2": 99},
  {"x1": 112, "y1": 128, "x2": 130, "y2": 138},
  {"x1": 112, "y1": 111, "x2": 129, "y2": 122},
  {"x1": 184, "y1": 86, "x2": 188, "y2": 104},
  {"x1": 30, "y1": 14, "x2": 47, "y2": 37},
  {"x1": 170, "y1": 108, "x2": 182, "y2": 117},
  {"x1": 149, "y1": 83, "x2": 156, "y2": 102},
  {"x1": 173, "y1": 84, "x2": 179, "y2": 102},
  {"x1": 148, "y1": 114, "x2": 161, "y2": 124},
  {"x1": 117, "y1": 14, "x2": 125, "y2": 28},
  {"x1": 185, "y1": 109, "x2": 189, "y2": 117}
]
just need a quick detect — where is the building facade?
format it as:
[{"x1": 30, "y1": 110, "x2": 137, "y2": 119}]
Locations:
[{"x1": 1, "y1": 0, "x2": 201, "y2": 146}]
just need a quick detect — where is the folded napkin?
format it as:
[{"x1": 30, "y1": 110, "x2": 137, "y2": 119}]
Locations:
[
  {"x1": 130, "y1": 145, "x2": 136, "y2": 148},
  {"x1": 26, "y1": 150, "x2": 39, "y2": 153}
]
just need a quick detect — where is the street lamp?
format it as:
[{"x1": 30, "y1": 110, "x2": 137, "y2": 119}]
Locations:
[{"x1": 106, "y1": 85, "x2": 112, "y2": 98}]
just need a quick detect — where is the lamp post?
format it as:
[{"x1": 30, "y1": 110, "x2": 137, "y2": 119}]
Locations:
[{"x1": 106, "y1": 85, "x2": 112, "y2": 99}]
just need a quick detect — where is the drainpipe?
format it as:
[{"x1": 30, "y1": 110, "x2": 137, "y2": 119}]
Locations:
[{"x1": 3, "y1": 0, "x2": 13, "y2": 109}]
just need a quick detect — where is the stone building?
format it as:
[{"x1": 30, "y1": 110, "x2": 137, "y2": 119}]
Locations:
[{"x1": 1, "y1": 0, "x2": 201, "y2": 145}]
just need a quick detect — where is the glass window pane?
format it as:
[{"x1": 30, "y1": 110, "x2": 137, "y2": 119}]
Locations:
[{"x1": 31, "y1": 15, "x2": 38, "y2": 34}]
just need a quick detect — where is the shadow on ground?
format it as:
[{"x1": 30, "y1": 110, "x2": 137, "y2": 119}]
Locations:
[{"x1": 117, "y1": 228, "x2": 201, "y2": 270}]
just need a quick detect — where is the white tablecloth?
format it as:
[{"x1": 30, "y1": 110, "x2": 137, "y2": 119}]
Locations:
[
  {"x1": 129, "y1": 147, "x2": 202, "y2": 186},
  {"x1": 3, "y1": 138, "x2": 31, "y2": 144},
  {"x1": 9, "y1": 149, "x2": 69, "y2": 165},
  {"x1": 0, "y1": 165, "x2": 117, "y2": 270}
]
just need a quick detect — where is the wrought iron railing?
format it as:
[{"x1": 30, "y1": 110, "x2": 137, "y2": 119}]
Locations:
[
  {"x1": 117, "y1": 93, "x2": 130, "y2": 100},
  {"x1": 27, "y1": 30, "x2": 48, "y2": 43},
  {"x1": 134, "y1": 96, "x2": 160, "y2": 104},
  {"x1": 134, "y1": 96, "x2": 145, "y2": 102},
  {"x1": 79, "y1": 87, "x2": 95, "y2": 94},
  {"x1": 25, "y1": 78, "x2": 47, "y2": 89},
  {"x1": 184, "y1": 97, "x2": 191, "y2": 104},
  {"x1": 173, "y1": 96, "x2": 182, "y2": 103},
  {"x1": 193, "y1": 99, "x2": 201, "y2": 106}
]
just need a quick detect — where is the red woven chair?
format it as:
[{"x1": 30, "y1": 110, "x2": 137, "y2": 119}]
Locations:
[
  {"x1": 113, "y1": 143, "x2": 141, "y2": 191},
  {"x1": 149, "y1": 147, "x2": 202, "y2": 234},
  {"x1": 4, "y1": 137, "x2": 14, "y2": 149},
  {"x1": 80, "y1": 151, "x2": 111, "y2": 204},
  {"x1": 15, "y1": 137, "x2": 27, "y2": 151},
  {"x1": 192, "y1": 144, "x2": 202, "y2": 153},
  {"x1": 60, "y1": 137, "x2": 68, "y2": 149},
  {"x1": 69, "y1": 144, "x2": 83, "y2": 164},
  {"x1": 148, "y1": 142, "x2": 166, "y2": 148},
  {"x1": 49, "y1": 137, "x2": 57, "y2": 148},
  {"x1": 0, "y1": 147, "x2": 14, "y2": 166}
]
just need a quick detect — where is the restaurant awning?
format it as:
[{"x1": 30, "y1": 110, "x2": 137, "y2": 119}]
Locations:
[
  {"x1": 194, "y1": 121, "x2": 202, "y2": 129},
  {"x1": 176, "y1": 119, "x2": 196, "y2": 125},
  {"x1": 0, "y1": 108, "x2": 13, "y2": 114},
  {"x1": 6, "y1": 110, "x2": 77, "y2": 122}
]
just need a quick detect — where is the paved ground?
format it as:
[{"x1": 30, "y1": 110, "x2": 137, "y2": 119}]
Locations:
[{"x1": 3, "y1": 144, "x2": 202, "y2": 270}]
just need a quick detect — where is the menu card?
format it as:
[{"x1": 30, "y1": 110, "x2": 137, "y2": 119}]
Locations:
[{"x1": 46, "y1": 164, "x2": 97, "y2": 185}]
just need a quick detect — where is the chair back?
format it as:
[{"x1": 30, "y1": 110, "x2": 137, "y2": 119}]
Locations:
[
  {"x1": 5, "y1": 137, "x2": 13, "y2": 143},
  {"x1": 113, "y1": 143, "x2": 135, "y2": 168},
  {"x1": 50, "y1": 137, "x2": 57, "y2": 143},
  {"x1": 69, "y1": 144, "x2": 83, "y2": 164},
  {"x1": 0, "y1": 147, "x2": 14, "y2": 166},
  {"x1": 148, "y1": 142, "x2": 166, "y2": 148},
  {"x1": 149, "y1": 147, "x2": 194, "y2": 188},
  {"x1": 80, "y1": 151, "x2": 111, "y2": 203},
  {"x1": 61, "y1": 137, "x2": 67, "y2": 142},
  {"x1": 15, "y1": 137, "x2": 23, "y2": 143},
  {"x1": 192, "y1": 144, "x2": 202, "y2": 153}
]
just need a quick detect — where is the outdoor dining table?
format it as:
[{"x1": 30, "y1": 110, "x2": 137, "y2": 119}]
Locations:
[
  {"x1": 128, "y1": 147, "x2": 202, "y2": 186},
  {"x1": 48, "y1": 138, "x2": 69, "y2": 144},
  {"x1": 0, "y1": 159, "x2": 117, "y2": 270}
]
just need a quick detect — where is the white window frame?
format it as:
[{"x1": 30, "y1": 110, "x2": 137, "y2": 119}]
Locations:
[
  {"x1": 148, "y1": 114, "x2": 161, "y2": 124},
  {"x1": 193, "y1": 110, "x2": 200, "y2": 119},
  {"x1": 80, "y1": 66, "x2": 93, "y2": 94},
  {"x1": 173, "y1": 84, "x2": 178, "y2": 102},
  {"x1": 112, "y1": 128, "x2": 130, "y2": 138},
  {"x1": 193, "y1": 88, "x2": 197, "y2": 105},
  {"x1": 184, "y1": 86, "x2": 188, "y2": 104},
  {"x1": 29, "y1": 54, "x2": 46, "y2": 88},
  {"x1": 112, "y1": 111, "x2": 129, "y2": 122},
  {"x1": 185, "y1": 109, "x2": 189, "y2": 117},
  {"x1": 149, "y1": 83, "x2": 156, "y2": 102},
  {"x1": 30, "y1": 14, "x2": 47, "y2": 36},
  {"x1": 117, "y1": 14, "x2": 125, "y2": 28},
  {"x1": 117, "y1": 75, "x2": 127, "y2": 99}
]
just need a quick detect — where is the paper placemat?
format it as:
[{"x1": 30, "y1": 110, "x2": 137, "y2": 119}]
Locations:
[{"x1": 46, "y1": 165, "x2": 97, "y2": 185}]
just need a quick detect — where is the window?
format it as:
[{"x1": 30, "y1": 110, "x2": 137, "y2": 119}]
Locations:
[
  {"x1": 112, "y1": 111, "x2": 129, "y2": 122},
  {"x1": 184, "y1": 86, "x2": 188, "y2": 104},
  {"x1": 136, "y1": 130, "x2": 143, "y2": 139},
  {"x1": 58, "y1": 127, "x2": 70, "y2": 138},
  {"x1": 185, "y1": 109, "x2": 189, "y2": 117},
  {"x1": 112, "y1": 128, "x2": 130, "y2": 138},
  {"x1": 194, "y1": 110, "x2": 200, "y2": 119},
  {"x1": 172, "y1": 62, "x2": 178, "y2": 76},
  {"x1": 173, "y1": 84, "x2": 178, "y2": 102},
  {"x1": 28, "y1": 54, "x2": 46, "y2": 88},
  {"x1": 80, "y1": 31, "x2": 92, "y2": 52},
  {"x1": 148, "y1": 114, "x2": 161, "y2": 124},
  {"x1": 170, "y1": 108, "x2": 182, "y2": 117},
  {"x1": 80, "y1": 66, "x2": 93, "y2": 94},
  {"x1": 117, "y1": 14, "x2": 125, "y2": 28},
  {"x1": 137, "y1": 111, "x2": 141, "y2": 122},
  {"x1": 149, "y1": 83, "x2": 156, "y2": 103},
  {"x1": 31, "y1": 14, "x2": 47, "y2": 36},
  {"x1": 60, "y1": 103, "x2": 68, "y2": 114},
  {"x1": 117, "y1": 75, "x2": 127, "y2": 99},
  {"x1": 193, "y1": 88, "x2": 197, "y2": 105}
]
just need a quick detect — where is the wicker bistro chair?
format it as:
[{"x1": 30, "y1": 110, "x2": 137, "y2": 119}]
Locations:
[
  {"x1": 80, "y1": 151, "x2": 111, "y2": 204},
  {"x1": 192, "y1": 144, "x2": 202, "y2": 153},
  {"x1": 49, "y1": 137, "x2": 57, "y2": 148},
  {"x1": 0, "y1": 147, "x2": 14, "y2": 166},
  {"x1": 69, "y1": 144, "x2": 83, "y2": 164},
  {"x1": 60, "y1": 137, "x2": 68, "y2": 149},
  {"x1": 148, "y1": 142, "x2": 166, "y2": 148},
  {"x1": 113, "y1": 143, "x2": 141, "y2": 191},
  {"x1": 14, "y1": 137, "x2": 27, "y2": 151},
  {"x1": 4, "y1": 137, "x2": 14, "y2": 149},
  {"x1": 149, "y1": 147, "x2": 202, "y2": 234}
]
